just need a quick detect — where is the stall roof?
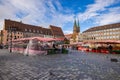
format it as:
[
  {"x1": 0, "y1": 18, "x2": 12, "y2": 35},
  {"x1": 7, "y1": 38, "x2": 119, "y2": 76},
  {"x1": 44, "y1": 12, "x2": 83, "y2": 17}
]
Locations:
[
  {"x1": 84, "y1": 40, "x2": 120, "y2": 44},
  {"x1": 13, "y1": 37, "x2": 64, "y2": 42}
]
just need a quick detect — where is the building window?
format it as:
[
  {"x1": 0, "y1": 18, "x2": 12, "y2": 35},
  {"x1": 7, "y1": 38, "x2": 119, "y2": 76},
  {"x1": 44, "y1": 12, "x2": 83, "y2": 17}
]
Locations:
[
  {"x1": 25, "y1": 29, "x2": 27, "y2": 32},
  {"x1": 33, "y1": 30, "x2": 35, "y2": 33},
  {"x1": 110, "y1": 36, "x2": 112, "y2": 39},
  {"x1": 37, "y1": 30, "x2": 39, "y2": 33},
  {"x1": 14, "y1": 36, "x2": 17, "y2": 39},
  {"x1": 109, "y1": 32, "x2": 112, "y2": 34},
  {"x1": 29, "y1": 29, "x2": 31, "y2": 32}
]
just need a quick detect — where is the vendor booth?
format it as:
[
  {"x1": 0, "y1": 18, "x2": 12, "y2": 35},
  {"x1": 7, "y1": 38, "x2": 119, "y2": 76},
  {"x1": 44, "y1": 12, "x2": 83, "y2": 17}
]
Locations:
[
  {"x1": 11, "y1": 37, "x2": 64, "y2": 56},
  {"x1": 82, "y1": 40, "x2": 120, "y2": 54}
]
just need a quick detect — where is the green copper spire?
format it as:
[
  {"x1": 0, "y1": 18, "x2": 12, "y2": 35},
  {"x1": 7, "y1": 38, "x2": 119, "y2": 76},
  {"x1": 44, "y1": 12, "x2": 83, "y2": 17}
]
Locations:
[
  {"x1": 74, "y1": 19, "x2": 77, "y2": 27},
  {"x1": 73, "y1": 19, "x2": 77, "y2": 33},
  {"x1": 78, "y1": 19, "x2": 79, "y2": 27},
  {"x1": 77, "y1": 19, "x2": 80, "y2": 33}
]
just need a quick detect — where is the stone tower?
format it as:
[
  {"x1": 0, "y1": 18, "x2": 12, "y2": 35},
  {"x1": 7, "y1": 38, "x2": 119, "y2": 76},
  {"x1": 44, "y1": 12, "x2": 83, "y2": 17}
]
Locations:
[
  {"x1": 72, "y1": 19, "x2": 80, "y2": 42},
  {"x1": 73, "y1": 19, "x2": 78, "y2": 34},
  {"x1": 77, "y1": 20, "x2": 80, "y2": 33}
]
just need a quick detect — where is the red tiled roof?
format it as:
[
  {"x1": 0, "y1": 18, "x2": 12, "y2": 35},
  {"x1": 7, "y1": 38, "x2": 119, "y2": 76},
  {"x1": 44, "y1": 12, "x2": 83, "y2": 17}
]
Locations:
[
  {"x1": 65, "y1": 34, "x2": 72, "y2": 39},
  {"x1": 50, "y1": 25, "x2": 64, "y2": 37}
]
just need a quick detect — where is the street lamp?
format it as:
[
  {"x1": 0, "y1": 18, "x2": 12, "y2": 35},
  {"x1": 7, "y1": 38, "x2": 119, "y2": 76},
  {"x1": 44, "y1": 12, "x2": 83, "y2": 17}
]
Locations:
[{"x1": 8, "y1": 26, "x2": 16, "y2": 53}]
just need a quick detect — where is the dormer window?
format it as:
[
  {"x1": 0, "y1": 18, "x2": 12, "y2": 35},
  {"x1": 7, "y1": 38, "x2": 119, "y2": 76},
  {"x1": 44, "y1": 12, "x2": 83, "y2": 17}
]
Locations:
[
  {"x1": 29, "y1": 29, "x2": 31, "y2": 32},
  {"x1": 33, "y1": 30, "x2": 35, "y2": 33},
  {"x1": 37, "y1": 30, "x2": 39, "y2": 33},
  {"x1": 41, "y1": 31, "x2": 42, "y2": 33},
  {"x1": 25, "y1": 29, "x2": 27, "y2": 32}
]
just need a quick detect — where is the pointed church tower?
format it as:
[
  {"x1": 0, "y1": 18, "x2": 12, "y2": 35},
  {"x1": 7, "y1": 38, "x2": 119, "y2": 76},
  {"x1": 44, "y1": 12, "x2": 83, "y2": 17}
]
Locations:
[
  {"x1": 73, "y1": 19, "x2": 77, "y2": 34},
  {"x1": 72, "y1": 19, "x2": 79, "y2": 42},
  {"x1": 77, "y1": 19, "x2": 80, "y2": 33}
]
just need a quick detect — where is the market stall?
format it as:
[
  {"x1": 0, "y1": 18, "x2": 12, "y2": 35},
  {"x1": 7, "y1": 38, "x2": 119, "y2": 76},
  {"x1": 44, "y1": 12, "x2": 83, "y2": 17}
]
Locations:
[
  {"x1": 12, "y1": 37, "x2": 64, "y2": 55},
  {"x1": 83, "y1": 40, "x2": 120, "y2": 54}
]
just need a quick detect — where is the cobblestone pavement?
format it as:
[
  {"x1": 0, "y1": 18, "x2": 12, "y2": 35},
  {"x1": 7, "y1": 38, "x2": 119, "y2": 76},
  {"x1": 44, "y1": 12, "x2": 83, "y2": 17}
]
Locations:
[{"x1": 0, "y1": 49, "x2": 120, "y2": 80}]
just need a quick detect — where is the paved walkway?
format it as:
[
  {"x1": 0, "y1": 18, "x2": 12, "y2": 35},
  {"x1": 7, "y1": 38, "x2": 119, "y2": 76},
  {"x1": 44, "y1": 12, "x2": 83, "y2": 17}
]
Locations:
[{"x1": 0, "y1": 49, "x2": 120, "y2": 80}]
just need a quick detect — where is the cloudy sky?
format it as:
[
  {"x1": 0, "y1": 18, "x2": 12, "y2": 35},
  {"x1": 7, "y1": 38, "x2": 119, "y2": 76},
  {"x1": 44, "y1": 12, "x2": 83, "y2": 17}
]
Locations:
[{"x1": 0, "y1": 0, "x2": 120, "y2": 34}]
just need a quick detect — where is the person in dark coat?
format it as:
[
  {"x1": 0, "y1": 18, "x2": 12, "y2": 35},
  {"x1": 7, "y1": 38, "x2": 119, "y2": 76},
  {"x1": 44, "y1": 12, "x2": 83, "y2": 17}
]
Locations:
[
  {"x1": 53, "y1": 44, "x2": 56, "y2": 48},
  {"x1": 108, "y1": 45, "x2": 113, "y2": 54}
]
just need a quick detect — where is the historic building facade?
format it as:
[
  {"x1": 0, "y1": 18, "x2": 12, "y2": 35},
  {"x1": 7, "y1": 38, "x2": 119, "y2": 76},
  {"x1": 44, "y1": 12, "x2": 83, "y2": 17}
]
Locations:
[
  {"x1": 0, "y1": 19, "x2": 64, "y2": 45},
  {"x1": 82, "y1": 23, "x2": 120, "y2": 42}
]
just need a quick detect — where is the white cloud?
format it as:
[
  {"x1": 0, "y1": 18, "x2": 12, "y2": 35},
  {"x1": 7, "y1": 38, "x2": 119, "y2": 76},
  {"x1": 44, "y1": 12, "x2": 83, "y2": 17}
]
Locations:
[
  {"x1": 77, "y1": 0, "x2": 120, "y2": 31},
  {"x1": 0, "y1": 0, "x2": 120, "y2": 33},
  {"x1": 96, "y1": 7, "x2": 120, "y2": 25},
  {"x1": 78, "y1": 0, "x2": 117, "y2": 22},
  {"x1": 0, "y1": 21, "x2": 4, "y2": 30},
  {"x1": 0, "y1": 0, "x2": 74, "y2": 30}
]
